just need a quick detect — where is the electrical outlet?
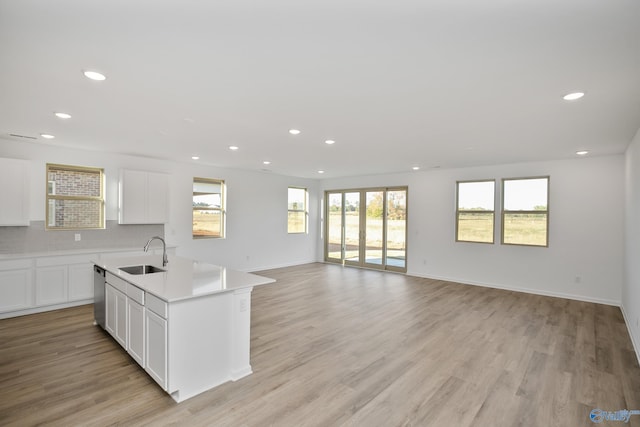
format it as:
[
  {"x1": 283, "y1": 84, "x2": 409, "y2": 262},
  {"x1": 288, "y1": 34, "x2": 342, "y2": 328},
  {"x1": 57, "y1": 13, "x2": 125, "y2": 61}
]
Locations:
[{"x1": 74, "y1": 233, "x2": 81, "y2": 242}]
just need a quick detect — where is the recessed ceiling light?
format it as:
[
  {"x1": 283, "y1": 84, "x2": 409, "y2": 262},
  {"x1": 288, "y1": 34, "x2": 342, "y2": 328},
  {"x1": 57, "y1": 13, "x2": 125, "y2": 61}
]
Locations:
[
  {"x1": 40, "y1": 133, "x2": 55, "y2": 139},
  {"x1": 263, "y1": 161, "x2": 271, "y2": 165},
  {"x1": 54, "y1": 112, "x2": 71, "y2": 119},
  {"x1": 83, "y1": 70, "x2": 106, "y2": 81},
  {"x1": 289, "y1": 129, "x2": 301, "y2": 135},
  {"x1": 325, "y1": 140, "x2": 335, "y2": 145},
  {"x1": 229, "y1": 146, "x2": 239, "y2": 151},
  {"x1": 412, "y1": 166, "x2": 420, "y2": 171},
  {"x1": 192, "y1": 156, "x2": 200, "y2": 160},
  {"x1": 317, "y1": 170, "x2": 325, "y2": 174},
  {"x1": 563, "y1": 92, "x2": 585, "y2": 101},
  {"x1": 576, "y1": 150, "x2": 589, "y2": 156}
]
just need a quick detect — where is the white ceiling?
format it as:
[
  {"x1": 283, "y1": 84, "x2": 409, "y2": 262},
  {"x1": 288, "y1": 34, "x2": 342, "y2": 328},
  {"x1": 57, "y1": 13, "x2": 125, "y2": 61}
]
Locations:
[{"x1": 1, "y1": 0, "x2": 639, "y2": 179}]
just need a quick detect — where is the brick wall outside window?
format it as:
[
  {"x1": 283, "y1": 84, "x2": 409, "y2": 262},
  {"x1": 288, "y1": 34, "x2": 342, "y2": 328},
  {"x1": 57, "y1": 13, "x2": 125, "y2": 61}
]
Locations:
[{"x1": 46, "y1": 164, "x2": 104, "y2": 229}]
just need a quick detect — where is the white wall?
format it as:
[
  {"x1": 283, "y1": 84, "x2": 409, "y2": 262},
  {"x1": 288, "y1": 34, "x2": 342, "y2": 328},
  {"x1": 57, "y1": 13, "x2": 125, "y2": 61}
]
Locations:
[
  {"x1": 1, "y1": 137, "x2": 626, "y2": 304},
  {"x1": 624, "y1": 128, "x2": 640, "y2": 358},
  {"x1": 0, "y1": 139, "x2": 319, "y2": 271},
  {"x1": 319, "y1": 155, "x2": 625, "y2": 305}
]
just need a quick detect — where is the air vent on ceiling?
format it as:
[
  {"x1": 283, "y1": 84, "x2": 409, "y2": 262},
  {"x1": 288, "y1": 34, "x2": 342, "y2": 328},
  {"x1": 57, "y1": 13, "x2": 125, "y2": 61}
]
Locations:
[{"x1": 8, "y1": 133, "x2": 37, "y2": 140}]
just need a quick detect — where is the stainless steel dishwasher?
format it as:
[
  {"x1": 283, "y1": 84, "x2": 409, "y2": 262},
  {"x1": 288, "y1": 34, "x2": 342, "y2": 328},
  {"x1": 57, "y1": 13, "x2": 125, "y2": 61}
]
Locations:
[{"x1": 93, "y1": 265, "x2": 106, "y2": 328}]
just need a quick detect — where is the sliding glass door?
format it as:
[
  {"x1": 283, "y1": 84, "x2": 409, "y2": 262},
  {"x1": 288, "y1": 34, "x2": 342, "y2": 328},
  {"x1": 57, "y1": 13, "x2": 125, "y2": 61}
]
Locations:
[
  {"x1": 364, "y1": 191, "x2": 384, "y2": 267},
  {"x1": 386, "y1": 189, "x2": 407, "y2": 269},
  {"x1": 325, "y1": 187, "x2": 407, "y2": 272},
  {"x1": 326, "y1": 193, "x2": 343, "y2": 262}
]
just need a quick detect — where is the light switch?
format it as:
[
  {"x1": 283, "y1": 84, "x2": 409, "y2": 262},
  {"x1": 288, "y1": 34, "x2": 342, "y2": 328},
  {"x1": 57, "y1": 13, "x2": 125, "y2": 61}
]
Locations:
[{"x1": 75, "y1": 233, "x2": 81, "y2": 241}]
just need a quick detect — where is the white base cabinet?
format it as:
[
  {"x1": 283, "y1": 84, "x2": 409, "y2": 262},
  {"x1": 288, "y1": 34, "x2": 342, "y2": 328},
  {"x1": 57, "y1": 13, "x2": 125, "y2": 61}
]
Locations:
[
  {"x1": 0, "y1": 255, "x2": 97, "y2": 319},
  {"x1": 69, "y1": 263, "x2": 94, "y2": 300},
  {"x1": 0, "y1": 260, "x2": 32, "y2": 313},
  {"x1": 0, "y1": 248, "x2": 177, "y2": 320},
  {"x1": 35, "y1": 266, "x2": 68, "y2": 306}
]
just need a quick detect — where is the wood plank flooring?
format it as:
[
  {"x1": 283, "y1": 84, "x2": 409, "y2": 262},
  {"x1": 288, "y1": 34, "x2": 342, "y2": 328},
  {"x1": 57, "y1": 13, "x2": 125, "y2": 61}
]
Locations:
[{"x1": 1, "y1": 263, "x2": 639, "y2": 426}]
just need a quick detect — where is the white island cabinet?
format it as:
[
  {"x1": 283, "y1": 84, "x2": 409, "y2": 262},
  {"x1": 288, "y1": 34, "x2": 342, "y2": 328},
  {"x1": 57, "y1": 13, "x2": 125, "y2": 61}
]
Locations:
[{"x1": 96, "y1": 255, "x2": 275, "y2": 403}]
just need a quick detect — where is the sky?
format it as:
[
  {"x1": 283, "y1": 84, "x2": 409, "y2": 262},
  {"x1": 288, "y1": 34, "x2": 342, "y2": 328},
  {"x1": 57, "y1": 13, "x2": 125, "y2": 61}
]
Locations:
[{"x1": 459, "y1": 178, "x2": 548, "y2": 210}]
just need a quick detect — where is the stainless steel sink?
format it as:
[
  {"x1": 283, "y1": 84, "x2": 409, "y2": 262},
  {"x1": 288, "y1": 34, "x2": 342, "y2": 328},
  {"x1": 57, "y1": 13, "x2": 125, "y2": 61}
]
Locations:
[{"x1": 119, "y1": 265, "x2": 166, "y2": 275}]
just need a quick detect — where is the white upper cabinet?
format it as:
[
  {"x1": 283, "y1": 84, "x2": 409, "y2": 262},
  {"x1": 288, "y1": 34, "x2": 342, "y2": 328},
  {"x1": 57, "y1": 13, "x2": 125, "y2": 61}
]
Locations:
[
  {"x1": 119, "y1": 169, "x2": 170, "y2": 224},
  {"x1": 0, "y1": 158, "x2": 30, "y2": 226}
]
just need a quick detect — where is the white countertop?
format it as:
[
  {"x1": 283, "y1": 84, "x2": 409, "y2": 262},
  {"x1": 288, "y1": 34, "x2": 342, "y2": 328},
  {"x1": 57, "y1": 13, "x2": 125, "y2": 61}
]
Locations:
[
  {"x1": 0, "y1": 245, "x2": 177, "y2": 260},
  {"x1": 95, "y1": 255, "x2": 275, "y2": 303}
]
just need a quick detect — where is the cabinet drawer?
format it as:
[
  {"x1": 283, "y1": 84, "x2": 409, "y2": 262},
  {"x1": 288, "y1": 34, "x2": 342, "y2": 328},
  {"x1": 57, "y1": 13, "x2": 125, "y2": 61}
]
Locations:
[
  {"x1": 106, "y1": 272, "x2": 128, "y2": 293},
  {"x1": 146, "y1": 293, "x2": 167, "y2": 319},
  {"x1": 127, "y1": 283, "x2": 145, "y2": 305}
]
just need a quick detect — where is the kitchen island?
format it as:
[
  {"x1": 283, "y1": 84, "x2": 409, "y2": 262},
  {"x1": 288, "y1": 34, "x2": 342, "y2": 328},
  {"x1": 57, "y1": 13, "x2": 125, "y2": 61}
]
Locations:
[{"x1": 93, "y1": 254, "x2": 275, "y2": 403}]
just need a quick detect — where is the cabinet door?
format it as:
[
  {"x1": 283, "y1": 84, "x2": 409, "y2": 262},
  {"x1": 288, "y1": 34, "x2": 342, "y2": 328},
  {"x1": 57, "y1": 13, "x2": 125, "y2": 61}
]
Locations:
[
  {"x1": 146, "y1": 172, "x2": 169, "y2": 224},
  {"x1": 114, "y1": 289, "x2": 128, "y2": 348},
  {"x1": 68, "y1": 263, "x2": 94, "y2": 301},
  {"x1": 127, "y1": 299, "x2": 145, "y2": 366},
  {"x1": 145, "y1": 309, "x2": 167, "y2": 390},
  {"x1": 105, "y1": 284, "x2": 117, "y2": 336},
  {"x1": 105, "y1": 284, "x2": 127, "y2": 348},
  {"x1": 0, "y1": 158, "x2": 30, "y2": 226},
  {"x1": 35, "y1": 266, "x2": 68, "y2": 306},
  {"x1": 119, "y1": 169, "x2": 147, "y2": 224},
  {"x1": 0, "y1": 269, "x2": 32, "y2": 313}
]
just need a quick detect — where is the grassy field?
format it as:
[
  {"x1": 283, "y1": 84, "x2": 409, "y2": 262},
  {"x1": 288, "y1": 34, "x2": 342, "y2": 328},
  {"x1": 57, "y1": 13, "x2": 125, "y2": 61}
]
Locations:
[
  {"x1": 327, "y1": 213, "x2": 406, "y2": 261},
  {"x1": 457, "y1": 212, "x2": 547, "y2": 246},
  {"x1": 457, "y1": 212, "x2": 494, "y2": 243},
  {"x1": 193, "y1": 211, "x2": 222, "y2": 237},
  {"x1": 288, "y1": 212, "x2": 305, "y2": 233},
  {"x1": 502, "y1": 213, "x2": 548, "y2": 246},
  {"x1": 194, "y1": 211, "x2": 307, "y2": 237}
]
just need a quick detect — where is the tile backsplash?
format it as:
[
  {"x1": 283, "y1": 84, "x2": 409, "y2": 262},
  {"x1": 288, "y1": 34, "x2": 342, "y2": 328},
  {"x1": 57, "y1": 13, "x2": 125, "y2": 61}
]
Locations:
[{"x1": 0, "y1": 220, "x2": 164, "y2": 254}]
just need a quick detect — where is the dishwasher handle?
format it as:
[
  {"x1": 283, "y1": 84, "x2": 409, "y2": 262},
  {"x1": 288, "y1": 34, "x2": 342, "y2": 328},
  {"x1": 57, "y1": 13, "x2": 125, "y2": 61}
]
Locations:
[{"x1": 94, "y1": 265, "x2": 105, "y2": 276}]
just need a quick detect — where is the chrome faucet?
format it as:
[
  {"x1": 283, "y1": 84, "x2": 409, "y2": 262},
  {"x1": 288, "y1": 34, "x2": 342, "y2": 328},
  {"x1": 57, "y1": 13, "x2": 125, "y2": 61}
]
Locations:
[{"x1": 144, "y1": 236, "x2": 168, "y2": 267}]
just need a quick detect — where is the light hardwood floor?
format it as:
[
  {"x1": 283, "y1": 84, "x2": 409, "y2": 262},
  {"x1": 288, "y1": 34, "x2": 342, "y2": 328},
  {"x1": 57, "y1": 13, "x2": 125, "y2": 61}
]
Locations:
[{"x1": 1, "y1": 263, "x2": 639, "y2": 426}]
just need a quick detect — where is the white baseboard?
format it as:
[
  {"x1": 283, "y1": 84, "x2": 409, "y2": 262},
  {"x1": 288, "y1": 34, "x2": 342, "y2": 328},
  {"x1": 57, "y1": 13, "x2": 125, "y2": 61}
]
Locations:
[
  {"x1": 620, "y1": 304, "x2": 640, "y2": 367},
  {"x1": 406, "y1": 270, "x2": 621, "y2": 306},
  {"x1": 245, "y1": 259, "x2": 319, "y2": 273},
  {"x1": 0, "y1": 299, "x2": 93, "y2": 320}
]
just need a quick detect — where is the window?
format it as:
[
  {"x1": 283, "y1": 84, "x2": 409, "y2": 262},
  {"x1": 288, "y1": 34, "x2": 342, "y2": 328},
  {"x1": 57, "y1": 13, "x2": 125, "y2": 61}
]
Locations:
[
  {"x1": 193, "y1": 178, "x2": 225, "y2": 239},
  {"x1": 288, "y1": 187, "x2": 308, "y2": 233},
  {"x1": 46, "y1": 163, "x2": 104, "y2": 230},
  {"x1": 456, "y1": 180, "x2": 495, "y2": 243},
  {"x1": 502, "y1": 177, "x2": 549, "y2": 247}
]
